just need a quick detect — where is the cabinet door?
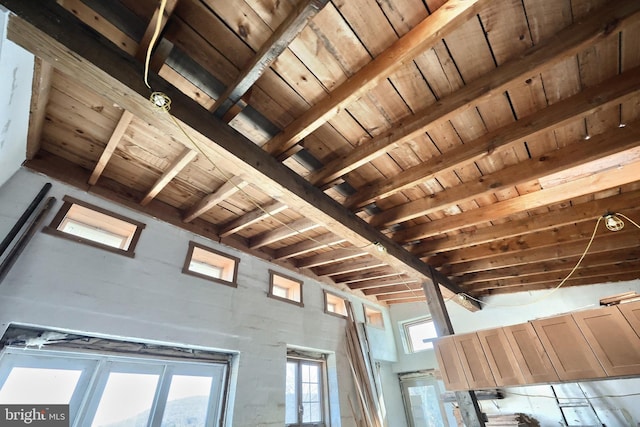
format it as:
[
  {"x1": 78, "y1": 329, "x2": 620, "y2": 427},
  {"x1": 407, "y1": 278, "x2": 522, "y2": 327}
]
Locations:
[
  {"x1": 434, "y1": 336, "x2": 468, "y2": 391},
  {"x1": 573, "y1": 305, "x2": 640, "y2": 376},
  {"x1": 503, "y1": 322, "x2": 559, "y2": 384},
  {"x1": 618, "y1": 300, "x2": 640, "y2": 334},
  {"x1": 453, "y1": 333, "x2": 496, "y2": 389},
  {"x1": 477, "y1": 328, "x2": 525, "y2": 386},
  {"x1": 532, "y1": 315, "x2": 606, "y2": 381}
]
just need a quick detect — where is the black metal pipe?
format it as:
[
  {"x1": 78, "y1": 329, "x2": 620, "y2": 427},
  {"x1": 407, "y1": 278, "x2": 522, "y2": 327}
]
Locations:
[
  {"x1": 0, "y1": 197, "x2": 56, "y2": 284},
  {"x1": 0, "y1": 182, "x2": 52, "y2": 258}
]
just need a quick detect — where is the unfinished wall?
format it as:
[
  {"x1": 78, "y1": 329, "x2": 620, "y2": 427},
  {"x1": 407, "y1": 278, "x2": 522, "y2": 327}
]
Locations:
[
  {"x1": 0, "y1": 8, "x2": 32, "y2": 187},
  {"x1": 390, "y1": 281, "x2": 640, "y2": 426},
  {"x1": 0, "y1": 168, "x2": 406, "y2": 426}
]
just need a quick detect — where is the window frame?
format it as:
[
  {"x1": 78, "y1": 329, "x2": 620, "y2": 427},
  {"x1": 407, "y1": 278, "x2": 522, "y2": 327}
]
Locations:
[
  {"x1": 363, "y1": 305, "x2": 385, "y2": 329},
  {"x1": 323, "y1": 291, "x2": 348, "y2": 319},
  {"x1": 268, "y1": 270, "x2": 304, "y2": 307},
  {"x1": 182, "y1": 241, "x2": 240, "y2": 287},
  {"x1": 0, "y1": 347, "x2": 229, "y2": 427},
  {"x1": 402, "y1": 317, "x2": 438, "y2": 353},
  {"x1": 43, "y1": 196, "x2": 145, "y2": 258},
  {"x1": 285, "y1": 356, "x2": 327, "y2": 427}
]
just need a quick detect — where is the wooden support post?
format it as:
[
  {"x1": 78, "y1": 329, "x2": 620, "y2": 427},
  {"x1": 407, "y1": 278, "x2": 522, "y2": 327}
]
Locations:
[{"x1": 423, "y1": 267, "x2": 486, "y2": 427}]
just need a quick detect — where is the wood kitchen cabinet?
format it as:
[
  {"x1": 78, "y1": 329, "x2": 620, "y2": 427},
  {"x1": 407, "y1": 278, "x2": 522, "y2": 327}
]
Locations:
[
  {"x1": 434, "y1": 335, "x2": 469, "y2": 391},
  {"x1": 532, "y1": 315, "x2": 606, "y2": 381},
  {"x1": 503, "y1": 322, "x2": 559, "y2": 384},
  {"x1": 573, "y1": 305, "x2": 640, "y2": 377},
  {"x1": 477, "y1": 327, "x2": 525, "y2": 386},
  {"x1": 453, "y1": 333, "x2": 496, "y2": 389}
]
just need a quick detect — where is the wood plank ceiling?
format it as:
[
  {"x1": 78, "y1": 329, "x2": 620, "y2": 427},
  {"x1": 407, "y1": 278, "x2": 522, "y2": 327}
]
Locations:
[{"x1": 5, "y1": 0, "x2": 640, "y2": 307}]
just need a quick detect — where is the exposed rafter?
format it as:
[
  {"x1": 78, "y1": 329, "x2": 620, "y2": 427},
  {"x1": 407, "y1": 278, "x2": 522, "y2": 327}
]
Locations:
[{"x1": 88, "y1": 110, "x2": 134, "y2": 186}]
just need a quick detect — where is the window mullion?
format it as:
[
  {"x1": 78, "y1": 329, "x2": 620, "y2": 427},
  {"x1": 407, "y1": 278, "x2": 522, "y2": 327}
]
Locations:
[
  {"x1": 297, "y1": 360, "x2": 303, "y2": 426},
  {"x1": 147, "y1": 364, "x2": 170, "y2": 427},
  {"x1": 74, "y1": 358, "x2": 109, "y2": 427}
]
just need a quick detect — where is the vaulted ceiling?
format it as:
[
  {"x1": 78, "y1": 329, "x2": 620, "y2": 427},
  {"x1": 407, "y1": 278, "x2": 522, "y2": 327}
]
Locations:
[{"x1": 4, "y1": 0, "x2": 640, "y2": 309}]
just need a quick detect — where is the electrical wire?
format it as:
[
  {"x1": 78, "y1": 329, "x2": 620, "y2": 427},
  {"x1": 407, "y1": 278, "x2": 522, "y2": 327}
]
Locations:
[{"x1": 448, "y1": 211, "x2": 640, "y2": 308}]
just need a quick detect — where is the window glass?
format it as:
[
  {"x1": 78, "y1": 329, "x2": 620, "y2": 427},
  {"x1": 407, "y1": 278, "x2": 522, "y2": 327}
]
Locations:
[
  {"x1": 91, "y1": 372, "x2": 159, "y2": 426},
  {"x1": 0, "y1": 367, "x2": 81, "y2": 404},
  {"x1": 269, "y1": 271, "x2": 303, "y2": 306},
  {"x1": 161, "y1": 375, "x2": 213, "y2": 426},
  {"x1": 364, "y1": 306, "x2": 384, "y2": 328},
  {"x1": 324, "y1": 291, "x2": 348, "y2": 317},
  {"x1": 286, "y1": 358, "x2": 324, "y2": 426},
  {"x1": 183, "y1": 242, "x2": 239, "y2": 286},
  {"x1": 405, "y1": 318, "x2": 438, "y2": 352}
]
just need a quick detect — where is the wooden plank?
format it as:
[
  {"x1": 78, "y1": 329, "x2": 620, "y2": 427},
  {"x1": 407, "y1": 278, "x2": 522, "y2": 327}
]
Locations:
[
  {"x1": 135, "y1": 0, "x2": 179, "y2": 61},
  {"x1": 313, "y1": 257, "x2": 387, "y2": 277},
  {"x1": 260, "y1": 0, "x2": 484, "y2": 156},
  {"x1": 140, "y1": 148, "x2": 197, "y2": 206},
  {"x1": 88, "y1": 110, "x2": 134, "y2": 185},
  {"x1": 219, "y1": 201, "x2": 287, "y2": 237},
  {"x1": 349, "y1": 276, "x2": 418, "y2": 290},
  {"x1": 183, "y1": 176, "x2": 248, "y2": 223},
  {"x1": 296, "y1": 247, "x2": 367, "y2": 269},
  {"x1": 531, "y1": 315, "x2": 606, "y2": 381},
  {"x1": 273, "y1": 232, "x2": 345, "y2": 259},
  {"x1": 348, "y1": 67, "x2": 640, "y2": 210},
  {"x1": 56, "y1": 0, "x2": 138, "y2": 55},
  {"x1": 4, "y1": 1, "x2": 478, "y2": 308},
  {"x1": 394, "y1": 158, "x2": 640, "y2": 243},
  {"x1": 572, "y1": 305, "x2": 640, "y2": 377},
  {"x1": 26, "y1": 58, "x2": 54, "y2": 160},
  {"x1": 211, "y1": 0, "x2": 329, "y2": 117},
  {"x1": 248, "y1": 218, "x2": 319, "y2": 249},
  {"x1": 373, "y1": 120, "x2": 640, "y2": 228},
  {"x1": 309, "y1": 0, "x2": 640, "y2": 187}
]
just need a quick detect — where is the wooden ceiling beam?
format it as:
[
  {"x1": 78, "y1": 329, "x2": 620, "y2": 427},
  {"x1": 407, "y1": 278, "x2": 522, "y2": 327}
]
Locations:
[
  {"x1": 459, "y1": 247, "x2": 640, "y2": 285},
  {"x1": 394, "y1": 159, "x2": 640, "y2": 244},
  {"x1": 183, "y1": 176, "x2": 248, "y2": 223},
  {"x1": 372, "y1": 119, "x2": 640, "y2": 229},
  {"x1": 273, "y1": 232, "x2": 345, "y2": 259},
  {"x1": 427, "y1": 210, "x2": 640, "y2": 268},
  {"x1": 473, "y1": 271, "x2": 640, "y2": 296},
  {"x1": 210, "y1": 0, "x2": 329, "y2": 118},
  {"x1": 363, "y1": 283, "x2": 423, "y2": 296},
  {"x1": 4, "y1": 1, "x2": 477, "y2": 308},
  {"x1": 447, "y1": 229, "x2": 640, "y2": 275},
  {"x1": 332, "y1": 268, "x2": 400, "y2": 284},
  {"x1": 219, "y1": 201, "x2": 287, "y2": 238},
  {"x1": 411, "y1": 189, "x2": 640, "y2": 255},
  {"x1": 135, "y1": 0, "x2": 179, "y2": 61},
  {"x1": 88, "y1": 110, "x2": 134, "y2": 186},
  {"x1": 382, "y1": 296, "x2": 426, "y2": 304},
  {"x1": 309, "y1": 0, "x2": 640, "y2": 188},
  {"x1": 295, "y1": 248, "x2": 367, "y2": 269},
  {"x1": 376, "y1": 291, "x2": 426, "y2": 301},
  {"x1": 248, "y1": 218, "x2": 319, "y2": 249},
  {"x1": 141, "y1": 148, "x2": 197, "y2": 206},
  {"x1": 261, "y1": 0, "x2": 484, "y2": 157},
  {"x1": 313, "y1": 258, "x2": 387, "y2": 277},
  {"x1": 351, "y1": 67, "x2": 640, "y2": 210},
  {"x1": 26, "y1": 58, "x2": 53, "y2": 160},
  {"x1": 349, "y1": 276, "x2": 419, "y2": 291}
]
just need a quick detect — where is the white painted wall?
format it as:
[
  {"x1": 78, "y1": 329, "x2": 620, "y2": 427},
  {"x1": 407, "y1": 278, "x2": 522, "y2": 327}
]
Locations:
[
  {"x1": 390, "y1": 281, "x2": 640, "y2": 426},
  {"x1": 0, "y1": 168, "x2": 408, "y2": 426},
  {"x1": 0, "y1": 8, "x2": 33, "y2": 188}
]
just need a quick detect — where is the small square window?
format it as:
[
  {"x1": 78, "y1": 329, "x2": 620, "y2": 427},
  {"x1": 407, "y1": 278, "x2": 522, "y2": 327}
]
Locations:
[
  {"x1": 183, "y1": 241, "x2": 239, "y2": 287},
  {"x1": 44, "y1": 196, "x2": 144, "y2": 257},
  {"x1": 364, "y1": 306, "x2": 384, "y2": 329},
  {"x1": 403, "y1": 318, "x2": 438, "y2": 353},
  {"x1": 324, "y1": 291, "x2": 348, "y2": 318},
  {"x1": 268, "y1": 270, "x2": 303, "y2": 307}
]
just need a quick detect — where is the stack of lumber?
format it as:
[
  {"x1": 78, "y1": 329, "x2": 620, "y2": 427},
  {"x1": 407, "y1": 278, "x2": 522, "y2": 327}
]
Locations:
[
  {"x1": 345, "y1": 303, "x2": 385, "y2": 427},
  {"x1": 600, "y1": 291, "x2": 640, "y2": 306},
  {"x1": 486, "y1": 413, "x2": 539, "y2": 427}
]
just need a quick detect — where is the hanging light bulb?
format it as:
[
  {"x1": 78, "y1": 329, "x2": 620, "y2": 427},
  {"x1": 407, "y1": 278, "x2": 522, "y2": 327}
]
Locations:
[
  {"x1": 604, "y1": 213, "x2": 624, "y2": 232},
  {"x1": 373, "y1": 241, "x2": 387, "y2": 254}
]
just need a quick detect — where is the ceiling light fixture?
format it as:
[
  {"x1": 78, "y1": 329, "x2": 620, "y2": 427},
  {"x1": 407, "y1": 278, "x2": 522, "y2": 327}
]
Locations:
[
  {"x1": 603, "y1": 213, "x2": 624, "y2": 232},
  {"x1": 373, "y1": 242, "x2": 387, "y2": 254}
]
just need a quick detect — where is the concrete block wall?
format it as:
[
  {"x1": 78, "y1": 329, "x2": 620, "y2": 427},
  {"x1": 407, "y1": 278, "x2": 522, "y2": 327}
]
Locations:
[{"x1": 0, "y1": 168, "x2": 405, "y2": 426}]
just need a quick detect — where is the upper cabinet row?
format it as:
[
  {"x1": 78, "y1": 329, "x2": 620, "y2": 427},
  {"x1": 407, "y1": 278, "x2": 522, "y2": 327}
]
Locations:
[{"x1": 435, "y1": 301, "x2": 640, "y2": 390}]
